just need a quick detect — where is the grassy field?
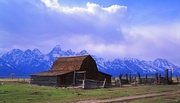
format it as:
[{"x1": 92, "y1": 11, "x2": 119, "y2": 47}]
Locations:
[{"x1": 0, "y1": 82, "x2": 179, "y2": 103}]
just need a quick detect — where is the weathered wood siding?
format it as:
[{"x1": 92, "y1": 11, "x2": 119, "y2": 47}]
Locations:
[
  {"x1": 59, "y1": 72, "x2": 74, "y2": 87},
  {"x1": 30, "y1": 76, "x2": 58, "y2": 86},
  {"x1": 80, "y1": 56, "x2": 98, "y2": 71},
  {"x1": 86, "y1": 71, "x2": 98, "y2": 80},
  {"x1": 97, "y1": 72, "x2": 111, "y2": 87}
]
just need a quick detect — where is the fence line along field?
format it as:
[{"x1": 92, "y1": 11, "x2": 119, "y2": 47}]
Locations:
[{"x1": 0, "y1": 77, "x2": 30, "y2": 83}]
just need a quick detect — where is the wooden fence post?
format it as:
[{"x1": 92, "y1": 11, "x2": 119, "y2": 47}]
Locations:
[
  {"x1": 82, "y1": 80, "x2": 85, "y2": 89},
  {"x1": 177, "y1": 76, "x2": 179, "y2": 84},
  {"x1": 126, "y1": 73, "x2": 128, "y2": 84},
  {"x1": 134, "y1": 74, "x2": 137, "y2": 85},
  {"x1": 119, "y1": 74, "x2": 122, "y2": 88},
  {"x1": 170, "y1": 69, "x2": 172, "y2": 84},
  {"x1": 129, "y1": 73, "x2": 132, "y2": 84},
  {"x1": 102, "y1": 78, "x2": 106, "y2": 88},
  {"x1": 146, "y1": 74, "x2": 148, "y2": 84},
  {"x1": 10, "y1": 73, "x2": 14, "y2": 79},
  {"x1": 155, "y1": 73, "x2": 158, "y2": 85},
  {"x1": 165, "y1": 69, "x2": 169, "y2": 84},
  {"x1": 137, "y1": 72, "x2": 141, "y2": 84},
  {"x1": 159, "y1": 73, "x2": 161, "y2": 85}
]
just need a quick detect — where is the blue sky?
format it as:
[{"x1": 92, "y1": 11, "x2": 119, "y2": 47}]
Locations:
[{"x1": 0, "y1": 0, "x2": 180, "y2": 65}]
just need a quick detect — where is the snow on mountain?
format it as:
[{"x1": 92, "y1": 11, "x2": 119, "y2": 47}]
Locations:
[
  {"x1": 64, "y1": 49, "x2": 76, "y2": 56},
  {"x1": 76, "y1": 50, "x2": 89, "y2": 56},
  {"x1": 0, "y1": 58, "x2": 15, "y2": 76},
  {"x1": 153, "y1": 58, "x2": 180, "y2": 75},
  {"x1": 0, "y1": 45, "x2": 180, "y2": 77},
  {"x1": 93, "y1": 56, "x2": 180, "y2": 76}
]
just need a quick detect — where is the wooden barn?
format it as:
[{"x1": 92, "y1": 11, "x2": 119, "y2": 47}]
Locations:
[{"x1": 30, "y1": 55, "x2": 111, "y2": 88}]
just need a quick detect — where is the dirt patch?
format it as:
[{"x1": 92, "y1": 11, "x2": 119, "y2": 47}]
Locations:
[{"x1": 77, "y1": 90, "x2": 180, "y2": 103}]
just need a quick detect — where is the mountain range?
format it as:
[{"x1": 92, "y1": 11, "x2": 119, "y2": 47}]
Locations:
[{"x1": 0, "y1": 45, "x2": 180, "y2": 77}]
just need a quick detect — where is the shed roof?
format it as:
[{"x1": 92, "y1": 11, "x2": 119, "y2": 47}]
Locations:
[{"x1": 31, "y1": 70, "x2": 71, "y2": 76}]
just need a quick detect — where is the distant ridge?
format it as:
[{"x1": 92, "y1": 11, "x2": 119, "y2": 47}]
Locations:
[{"x1": 0, "y1": 45, "x2": 180, "y2": 77}]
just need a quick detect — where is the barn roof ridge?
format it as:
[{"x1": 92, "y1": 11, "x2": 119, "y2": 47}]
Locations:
[{"x1": 51, "y1": 54, "x2": 92, "y2": 71}]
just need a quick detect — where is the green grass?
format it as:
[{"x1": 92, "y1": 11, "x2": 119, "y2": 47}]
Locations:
[{"x1": 0, "y1": 83, "x2": 179, "y2": 103}]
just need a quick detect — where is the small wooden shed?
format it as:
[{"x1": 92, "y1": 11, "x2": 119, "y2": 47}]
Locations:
[{"x1": 30, "y1": 55, "x2": 111, "y2": 88}]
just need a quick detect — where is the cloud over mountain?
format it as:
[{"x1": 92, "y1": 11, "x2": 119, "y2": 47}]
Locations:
[{"x1": 0, "y1": 0, "x2": 180, "y2": 66}]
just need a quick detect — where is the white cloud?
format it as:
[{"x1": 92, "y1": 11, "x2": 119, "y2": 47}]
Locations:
[
  {"x1": 51, "y1": 22, "x2": 180, "y2": 64},
  {"x1": 118, "y1": 22, "x2": 180, "y2": 64},
  {"x1": 41, "y1": 0, "x2": 127, "y2": 14},
  {"x1": 125, "y1": 23, "x2": 180, "y2": 45},
  {"x1": 1, "y1": 0, "x2": 180, "y2": 66},
  {"x1": 39, "y1": 0, "x2": 129, "y2": 44},
  {"x1": 0, "y1": 0, "x2": 129, "y2": 56},
  {"x1": 41, "y1": 0, "x2": 59, "y2": 8}
]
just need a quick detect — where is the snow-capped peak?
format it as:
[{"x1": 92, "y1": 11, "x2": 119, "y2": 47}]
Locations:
[
  {"x1": 7, "y1": 49, "x2": 23, "y2": 55},
  {"x1": 153, "y1": 58, "x2": 172, "y2": 67},
  {"x1": 77, "y1": 50, "x2": 88, "y2": 55},
  {"x1": 0, "y1": 45, "x2": 180, "y2": 77},
  {"x1": 33, "y1": 48, "x2": 42, "y2": 55},
  {"x1": 52, "y1": 45, "x2": 62, "y2": 51}
]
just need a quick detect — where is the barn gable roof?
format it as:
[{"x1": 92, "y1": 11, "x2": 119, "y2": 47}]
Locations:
[
  {"x1": 50, "y1": 55, "x2": 90, "y2": 71},
  {"x1": 31, "y1": 55, "x2": 96, "y2": 76}
]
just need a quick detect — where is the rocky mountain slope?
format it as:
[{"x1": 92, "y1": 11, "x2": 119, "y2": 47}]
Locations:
[{"x1": 0, "y1": 45, "x2": 179, "y2": 77}]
